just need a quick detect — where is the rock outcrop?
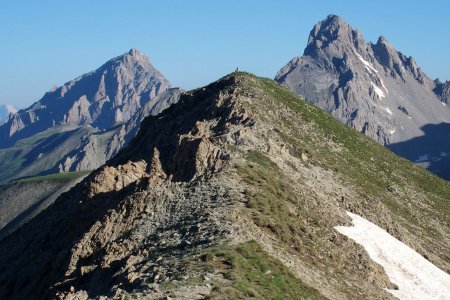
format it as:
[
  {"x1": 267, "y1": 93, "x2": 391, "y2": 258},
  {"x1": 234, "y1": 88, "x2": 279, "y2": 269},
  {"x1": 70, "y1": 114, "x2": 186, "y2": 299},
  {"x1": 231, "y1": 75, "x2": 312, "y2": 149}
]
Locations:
[
  {"x1": 434, "y1": 79, "x2": 450, "y2": 104},
  {"x1": 275, "y1": 15, "x2": 450, "y2": 179}
]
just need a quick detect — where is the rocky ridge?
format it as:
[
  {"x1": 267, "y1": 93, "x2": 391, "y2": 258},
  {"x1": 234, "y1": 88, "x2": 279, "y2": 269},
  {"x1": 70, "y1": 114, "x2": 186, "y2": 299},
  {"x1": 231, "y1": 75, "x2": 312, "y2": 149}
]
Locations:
[
  {"x1": 434, "y1": 79, "x2": 450, "y2": 104},
  {"x1": 0, "y1": 73, "x2": 448, "y2": 299}
]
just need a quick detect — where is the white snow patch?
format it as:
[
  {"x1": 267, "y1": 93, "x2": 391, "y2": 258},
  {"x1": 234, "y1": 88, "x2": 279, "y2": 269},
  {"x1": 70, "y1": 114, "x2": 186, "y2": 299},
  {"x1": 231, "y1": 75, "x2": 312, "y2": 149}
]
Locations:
[
  {"x1": 442, "y1": 102, "x2": 447, "y2": 106},
  {"x1": 408, "y1": 116, "x2": 412, "y2": 120},
  {"x1": 371, "y1": 82, "x2": 386, "y2": 98},
  {"x1": 389, "y1": 129, "x2": 396, "y2": 135},
  {"x1": 415, "y1": 154, "x2": 429, "y2": 163},
  {"x1": 335, "y1": 211, "x2": 450, "y2": 300},
  {"x1": 356, "y1": 52, "x2": 378, "y2": 73},
  {"x1": 364, "y1": 66, "x2": 374, "y2": 74},
  {"x1": 385, "y1": 108, "x2": 393, "y2": 115},
  {"x1": 380, "y1": 78, "x2": 389, "y2": 93}
]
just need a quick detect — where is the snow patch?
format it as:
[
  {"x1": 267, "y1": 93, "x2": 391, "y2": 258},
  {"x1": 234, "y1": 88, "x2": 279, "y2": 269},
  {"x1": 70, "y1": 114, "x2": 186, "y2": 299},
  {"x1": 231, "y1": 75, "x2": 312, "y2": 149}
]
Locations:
[
  {"x1": 335, "y1": 211, "x2": 450, "y2": 300},
  {"x1": 371, "y1": 82, "x2": 386, "y2": 98},
  {"x1": 380, "y1": 78, "x2": 389, "y2": 93},
  {"x1": 385, "y1": 108, "x2": 393, "y2": 115},
  {"x1": 389, "y1": 129, "x2": 396, "y2": 135},
  {"x1": 415, "y1": 154, "x2": 429, "y2": 163},
  {"x1": 356, "y1": 52, "x2": 378, "y2": 74},
  {"x1": 442, "y1": 102, "x2": 446, "y2": 106}
]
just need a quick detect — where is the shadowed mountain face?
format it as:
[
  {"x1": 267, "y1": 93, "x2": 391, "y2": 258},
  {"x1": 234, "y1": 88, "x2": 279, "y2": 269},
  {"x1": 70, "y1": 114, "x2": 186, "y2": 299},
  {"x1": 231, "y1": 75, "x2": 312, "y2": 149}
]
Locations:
[
  {"x1": 0, "y1": 49, "x2": 170, "y2": 148},
  {"x1": 388, "y1": 123, "x2": 450, "y2": 180},
  {"x1": 0, "y1": 73, "x2": 449, "y2": 300},
  {"x1": 0, "y1": 50, "x2": 182, "y2": 183},
  {"x1": 275, "y1": 15, "x2": 450, "y2": 178}
]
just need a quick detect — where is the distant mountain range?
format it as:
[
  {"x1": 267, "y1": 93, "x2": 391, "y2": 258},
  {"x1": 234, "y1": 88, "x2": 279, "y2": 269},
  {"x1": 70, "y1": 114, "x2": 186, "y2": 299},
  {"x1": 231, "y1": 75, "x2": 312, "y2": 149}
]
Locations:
[
  {"x1": 276, "y1": 15, "x2": 450, "y2": 179},
  {"x1": 0, "y1": 105, "x2": 17, "y2": 125},
  {"x1": 0, "y1": 49, "x2": 181, "y2": 183},
  {"x1": 1, "y1": 16, "x2": 449, "y2": 182}
]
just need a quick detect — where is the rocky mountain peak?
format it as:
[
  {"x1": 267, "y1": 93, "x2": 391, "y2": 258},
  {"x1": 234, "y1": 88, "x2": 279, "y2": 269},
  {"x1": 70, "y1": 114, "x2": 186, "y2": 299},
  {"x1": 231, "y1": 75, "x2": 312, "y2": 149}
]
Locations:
[
  {"x1": 276, "y1": 15, "x2": 450, "y2": 179},
  {"x1": 126, "y1": 48, "x2": 148, "y2": 60},
  {"x1": 97, "y1": 48, "x2": 155, "y2": 79},
  {"x1": 304, "y1": 14, "x2": 365, "y2": 59},
  {"x1": 128, "y1": 48, "x2": 141, "y2": 56},
  {"x1": 0, "y1": 49, "x2": 171, "y2": 147},
  {"x1": 376, "y1": 35, "x2": 389, "y2": 45},
  {"x1": 114, "y1": 48, "x2": 152, "y2": 67}
]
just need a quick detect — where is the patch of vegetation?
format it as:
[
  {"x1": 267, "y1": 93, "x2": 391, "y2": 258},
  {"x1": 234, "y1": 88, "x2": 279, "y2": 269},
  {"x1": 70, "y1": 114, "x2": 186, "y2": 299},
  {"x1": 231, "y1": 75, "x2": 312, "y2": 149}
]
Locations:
[
  {"x1": 206, "y1": 241, "x2": 324, "y2": 299},
  {"x1": 236, "y1": 151, "x2": 311, "y2": 250},
  {"x1": 14, "y1": 170, "x2": 91, "y2": 183},
  {"x1": 226, "y1": 144, "x2": 241, "y2": 154}
]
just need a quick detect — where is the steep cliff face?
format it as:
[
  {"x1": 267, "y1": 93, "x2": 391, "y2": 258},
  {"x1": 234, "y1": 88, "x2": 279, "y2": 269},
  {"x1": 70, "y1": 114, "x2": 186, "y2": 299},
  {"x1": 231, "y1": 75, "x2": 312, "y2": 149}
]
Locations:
[
  {"x1": 0, "y1": 73, "x2": 448, "y2": 300},
  {"x1": 55, "y1": 88, "x2": 183, "y2": 174},
  {"x1": 0, "y1": 49, "x2": 170, "y2": 147},
  {"x1": 275, "y1": 15, "x2": 450, "y2": 179}
]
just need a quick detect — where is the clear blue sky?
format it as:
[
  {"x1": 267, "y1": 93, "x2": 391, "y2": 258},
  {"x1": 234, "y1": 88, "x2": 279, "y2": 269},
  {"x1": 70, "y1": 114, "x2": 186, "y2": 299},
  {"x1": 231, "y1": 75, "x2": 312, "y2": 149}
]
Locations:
[{"x1": 1, "y1": 0, "x2": 449, "y2": 108}]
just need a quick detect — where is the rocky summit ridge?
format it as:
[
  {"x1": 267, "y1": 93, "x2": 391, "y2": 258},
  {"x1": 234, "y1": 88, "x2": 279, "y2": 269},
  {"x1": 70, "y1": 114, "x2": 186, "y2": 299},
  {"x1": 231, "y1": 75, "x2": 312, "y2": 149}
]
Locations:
[
  {"x1": 276, "y1": 15, "x2": 450, "y2": 179},
  {"x1": 0, "y1": 73, "x2": 448, "y2": 299}
]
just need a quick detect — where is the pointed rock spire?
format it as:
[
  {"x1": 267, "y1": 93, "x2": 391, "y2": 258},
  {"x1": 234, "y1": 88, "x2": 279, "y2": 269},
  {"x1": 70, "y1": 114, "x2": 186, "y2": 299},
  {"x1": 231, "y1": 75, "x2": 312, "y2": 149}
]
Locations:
[{"x1": 304, "y1": 15, "x2": 366, "y2": 59}]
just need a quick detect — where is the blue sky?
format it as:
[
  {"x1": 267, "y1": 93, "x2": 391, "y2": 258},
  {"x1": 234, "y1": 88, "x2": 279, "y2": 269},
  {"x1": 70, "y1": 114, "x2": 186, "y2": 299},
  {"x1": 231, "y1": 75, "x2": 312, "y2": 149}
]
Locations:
[{"x1": 1, "y1": 0, "x2": 449, "y2": 108}]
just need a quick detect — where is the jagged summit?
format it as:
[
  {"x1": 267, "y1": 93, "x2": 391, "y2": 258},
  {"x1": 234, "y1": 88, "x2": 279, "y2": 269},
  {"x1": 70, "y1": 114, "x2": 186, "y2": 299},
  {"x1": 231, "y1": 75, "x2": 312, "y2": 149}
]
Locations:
[
  {"x1": 128, "y1": 47, "x2": 141, "y2": 56},
  {"x1": 376, "y1": 35, "x2": 389, "y2": 44},
  {"x1": 109, "y1": 48, "x2": 153, "y2": 68},
  {"x1": 276, "y1": 15, "x2": 450, "y2": 179},
  {"x1": 0, "y1": 72, "x2": 449, "y2": 299},
  {"x1": 434, "y1": 80, "x2": 450, "y2": 103},
  {"x1": 304, "y1": 14, "x2": 365, "y2": 59}
]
